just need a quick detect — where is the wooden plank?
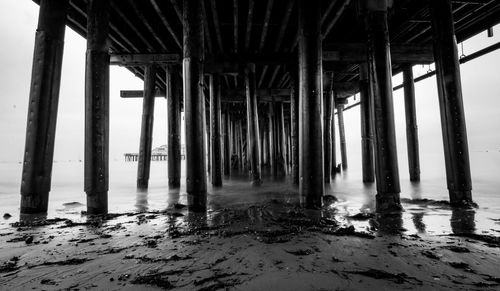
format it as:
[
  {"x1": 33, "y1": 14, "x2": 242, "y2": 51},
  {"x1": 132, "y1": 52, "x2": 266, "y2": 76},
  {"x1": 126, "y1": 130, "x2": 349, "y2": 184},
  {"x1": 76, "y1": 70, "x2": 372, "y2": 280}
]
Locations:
[
  {"x1": 120, "y1": 89, "x2": 165, "y2": 98},
  {"x1": 110, "y1": 53, "x2": 180, "y2": 65}
]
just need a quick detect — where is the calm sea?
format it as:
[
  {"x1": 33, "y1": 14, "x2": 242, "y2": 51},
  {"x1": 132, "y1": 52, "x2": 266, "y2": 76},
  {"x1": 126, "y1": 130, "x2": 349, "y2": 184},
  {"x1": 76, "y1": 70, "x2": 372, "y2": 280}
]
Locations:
[{"x1": 1, "y1": 151, "x2": 499, "y2": 236}]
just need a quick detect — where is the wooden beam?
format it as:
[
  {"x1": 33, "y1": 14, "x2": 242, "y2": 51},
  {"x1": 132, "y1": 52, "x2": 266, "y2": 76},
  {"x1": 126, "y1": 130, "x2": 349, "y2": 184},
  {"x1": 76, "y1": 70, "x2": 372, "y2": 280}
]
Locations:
[
  {"x1": 110, "y1": 53, "x2": 180, "y2": 65},
  {"x1": 322, "y1": 0, "x2": 351, "y2": 40},
  {"x1": 120, "y1": 90, "x2": 165, "y2": 98},
  {"x1": 321, "y1": 0, "x2": 339, "y2": 25},
  {"x1": 259, "y1": 0, "x2": 275, "y2": 51},
  {"x1": 233, "y1": 0, "x2": 238, "y2": 52},
  {"x1": 275, "y1": 0, "x2": 294, "y2": 51},
  {"x1": 245, "y1": 0, "x2": 255, "y2": 50},
  {"x1": 201, "y1": 0, "x2": 213, "y2": 54},
  {"x1": 110, "y1": 43, "x2": 433, "y2": 67},
  {"x1": 210, "y1": 0, "x2": 224, "y2": 52},
  {"x1": 127, "y1": 0, "x2": 169, "y2": 51},
  {"x1": 111, "y1": 2, "x2": 155, "y2": 50},
  {"x1": 169, "y1": 0, "x2": 182, "y2": 22},
  {"x1": 150, "y1": 0, "x2": 182, "y2": 49},
  {"x1": 323, "y1": 43, "x2": 434, "y2": 63}
]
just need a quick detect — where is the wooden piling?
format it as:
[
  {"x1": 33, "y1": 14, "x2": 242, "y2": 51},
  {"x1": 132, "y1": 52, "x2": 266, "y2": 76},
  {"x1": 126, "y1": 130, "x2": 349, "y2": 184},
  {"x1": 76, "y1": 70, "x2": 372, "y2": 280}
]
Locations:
[
  {"x1": 245, "y1": 64, "x2": 262, "y2": 185},
  {"x1": 84, "y1": 0, "x2": 110, "y2": 214},
  {"x1": 402, "y1": 65, "x2": 420, "y2": 182},
  {"x1": 298, "y1": 0, "x2": 324, "y2": 208},
  {"x1": 337, "y1": 103, "x2": 348, "y2": 170},
  {"x1": 323, "y1": 91, "x2": 333, "y2": 183},
  {"x1": 359, "y1": 64, "x2": 375, "y2": 183},
  {"x1": 20, "y1": 0, "x2": 69, "y2": 214},
  {"x1": 167, "y1": 65, "x2": 182, "y2": 188},
  {"x1": 290, "y1": 76, "x2": 299, "y2": 185},
  {"x1": 331, "y1": 91, "x2": 337, "y2": 177},
  {"x1": 365, "y1": 4, "x2": 401, "y2": 212},
  {"x1": 224, "y1": 111, "x2": 231, "y2": 176},
  {"x1": 210, "y1": 74, "x2": 223, "y2": 186},
  {"x1": 429, "y1": 0, "x2": 472, "y2": 206},
  {"x1": 237, "y1": 119, "x2": 244, "y2": 170},
  {"x1": 268, "y1": 104, "x2": 275, "y2": 175},
  {"x1": 137, "y1": 65, "x2": 157, "y2": 189},
  {"x1": 183, "y1": 0, "x2": 207, "y2": 211},
  {"x1": 274, "y1": 101, "x2": 286, "y2": 177}
]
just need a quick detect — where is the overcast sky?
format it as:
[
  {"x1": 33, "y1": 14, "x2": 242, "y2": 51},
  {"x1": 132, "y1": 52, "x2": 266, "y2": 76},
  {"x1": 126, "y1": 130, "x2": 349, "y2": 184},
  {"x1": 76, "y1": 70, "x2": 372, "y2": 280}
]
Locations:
[{"x1": 1, "y1": 0, "x2": 499, "y2": 166}]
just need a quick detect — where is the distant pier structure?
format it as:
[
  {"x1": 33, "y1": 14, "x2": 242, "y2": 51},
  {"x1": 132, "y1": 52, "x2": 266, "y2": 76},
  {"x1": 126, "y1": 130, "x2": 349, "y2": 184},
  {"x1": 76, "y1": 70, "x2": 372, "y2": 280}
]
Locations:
[
  {"x1": 124, "y1": 145, "x2": 185, "y2": 162},
  {"x1": 20, "y1": 0, "x2": 500, "y2": 215}
]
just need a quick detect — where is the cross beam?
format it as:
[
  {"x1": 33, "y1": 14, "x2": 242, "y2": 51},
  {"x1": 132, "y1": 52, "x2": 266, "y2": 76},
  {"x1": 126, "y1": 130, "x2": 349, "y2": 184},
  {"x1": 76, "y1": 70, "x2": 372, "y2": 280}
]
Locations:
[{"x1": 110, "y1": 43, "x2": 434, "y2": 68}]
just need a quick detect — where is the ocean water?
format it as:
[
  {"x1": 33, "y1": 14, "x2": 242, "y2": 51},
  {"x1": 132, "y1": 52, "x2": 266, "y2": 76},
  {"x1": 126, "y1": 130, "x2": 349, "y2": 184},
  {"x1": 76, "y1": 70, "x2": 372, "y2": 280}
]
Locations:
[{"x1": 0, "y1": 151, "x2": 499, "y2": 237}]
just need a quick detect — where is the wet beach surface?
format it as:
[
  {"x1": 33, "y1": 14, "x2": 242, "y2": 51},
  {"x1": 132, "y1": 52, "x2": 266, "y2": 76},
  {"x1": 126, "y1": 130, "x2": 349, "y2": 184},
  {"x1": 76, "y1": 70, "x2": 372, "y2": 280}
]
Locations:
[{"x1": 1, "y1": 171, "x2": 500, "y2": 290}]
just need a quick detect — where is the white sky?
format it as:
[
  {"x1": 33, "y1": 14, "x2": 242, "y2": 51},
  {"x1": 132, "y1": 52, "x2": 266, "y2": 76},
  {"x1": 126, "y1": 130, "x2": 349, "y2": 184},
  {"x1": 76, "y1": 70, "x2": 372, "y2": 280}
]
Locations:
[{"x1": 0, "y1": 0, "x2": 499, "y2": 165}]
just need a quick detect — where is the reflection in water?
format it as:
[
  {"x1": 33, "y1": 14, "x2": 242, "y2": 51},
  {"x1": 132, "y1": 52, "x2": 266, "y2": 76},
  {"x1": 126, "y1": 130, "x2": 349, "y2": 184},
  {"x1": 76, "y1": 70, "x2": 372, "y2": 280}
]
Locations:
[
  {"x1": 360, "y1": 184, "x2": 376, "y2": 212},
  {"x1": 20, "y1": 212, "x2": 47, "y2": 223},
  {"x1": 186, "y1": 211, "x2": 208, "y2": 229},
  {"x1": 135, "y1": 189, "x2": 149, "y2": 212},
  {"x1": 411, "y1": 212, "x2": 426, "y2": 233},
  {"x1": 451, "y1": 208, "x2": 476, "y2": 234},
  {"x1": 373, "y1": 213, "x2": 404, "y2": 235},
  {"x1": 409, "y1": 182, "x2": 423, "y2": 200},
  {"x1": 167, "y1": 188, "x2": 181, "y2": 208}
]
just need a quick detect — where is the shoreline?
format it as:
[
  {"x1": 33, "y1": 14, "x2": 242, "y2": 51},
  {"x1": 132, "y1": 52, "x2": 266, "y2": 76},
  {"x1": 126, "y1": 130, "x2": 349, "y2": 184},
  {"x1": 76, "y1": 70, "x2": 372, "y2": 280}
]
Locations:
[{"x1": 1, "y1": 199, "x2": 499, "y2": 290}]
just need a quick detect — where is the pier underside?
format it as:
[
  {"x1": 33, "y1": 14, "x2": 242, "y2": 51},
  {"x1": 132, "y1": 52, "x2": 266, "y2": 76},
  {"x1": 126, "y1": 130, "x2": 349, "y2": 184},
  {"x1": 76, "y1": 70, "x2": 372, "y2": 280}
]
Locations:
[
  {"x1": 21, "y1": 0, "x2": 500, "y2": 215},
  {"x1": 7, "y1": 0, "x2": 500, "y2": 289}
]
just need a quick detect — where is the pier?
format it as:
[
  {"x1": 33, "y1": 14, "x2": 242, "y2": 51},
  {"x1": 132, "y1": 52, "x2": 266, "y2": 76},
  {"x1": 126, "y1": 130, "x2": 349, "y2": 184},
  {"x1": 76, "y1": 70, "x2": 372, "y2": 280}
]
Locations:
[
  {"x1": 7, "y1": 1, "x2": 500, "y2": 289},
  {"x1": 20, "y1": 0, "x2": 500, "y2": 214}
]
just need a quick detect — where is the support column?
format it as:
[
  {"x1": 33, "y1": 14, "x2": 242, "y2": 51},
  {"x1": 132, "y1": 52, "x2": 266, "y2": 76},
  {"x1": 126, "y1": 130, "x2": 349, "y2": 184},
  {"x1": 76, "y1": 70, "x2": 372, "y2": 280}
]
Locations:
[
  {"x1": 231, "y1": 116, "x2": 238, "y2": 169},
  {"x1": 331, "y1": 92, "x2": 337, "y2": 177},
  {"x1": 262, "y1": 119, "x2": 268, "y2": 167},
  {"x1": 298, "y1": 0, "x2": 324, "y2": 208},
  {"x1": 245, "y1": 64, "x2": 262, "y2": 185},
  {"x1": 210, "y1": 74, "x2": 223, "y2": 186},
  {"x1": 403, "y1": 65, "x2": 420, "y2": 182},
  {"x1": 238, "y1": 119, "x2": 244, "y2": 170},
  {"x1": 20, "y1": 0, "x2": 69, "y2": 214},
  {"x1": 429, "y1": 0, "x2": 472, "y2": 205},
  {"x1": 84, "y1": 0, "x2": 110, "y2": 214},
  {"x1": 268, "y1": 104, "x2": 275, "y2": 175},
  {"x1": 291, "y1": 76, "x2": 299, "y2": 185},
  {"x1": 183, "y1": 0, "x2": 207, "y2": 210},
  {"x1": 224, "y1": 111, "x2": 231, "y2": 176},
  {"x1": 365, "y1": 2, "x2": 401, "y2": 212},
  {"x1": 137, "y1": 65, "x2": 157, "y2": 189},
  {"x1": 337, "y1": 103, "x2": 348, "y2": 170},
  {"x1": 274, "y1": 101, "x2": 286, "y2": 177},
  {"x1": 323, "y1": 91, "x2": 332, "y2": 183},
  {"x1": 360, "y1": 64, "x2": 375, "y2": 183},
  {"x1": 167, "y1": 65, "x2": 182, "y2": 188}
]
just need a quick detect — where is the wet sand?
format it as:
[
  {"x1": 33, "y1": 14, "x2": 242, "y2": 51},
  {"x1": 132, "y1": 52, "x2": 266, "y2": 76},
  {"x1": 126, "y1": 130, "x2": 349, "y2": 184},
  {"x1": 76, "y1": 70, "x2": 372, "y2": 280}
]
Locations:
[{"x1": 1, "y1": 186, "x2": 499, "y2": 291}]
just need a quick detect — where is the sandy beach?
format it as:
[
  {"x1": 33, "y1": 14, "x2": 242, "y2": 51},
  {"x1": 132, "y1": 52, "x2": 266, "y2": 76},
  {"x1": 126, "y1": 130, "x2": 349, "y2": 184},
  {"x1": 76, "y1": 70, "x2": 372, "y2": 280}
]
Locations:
[{"x1": 1, "y1": 192, "x2": 499, "y2": 291}]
